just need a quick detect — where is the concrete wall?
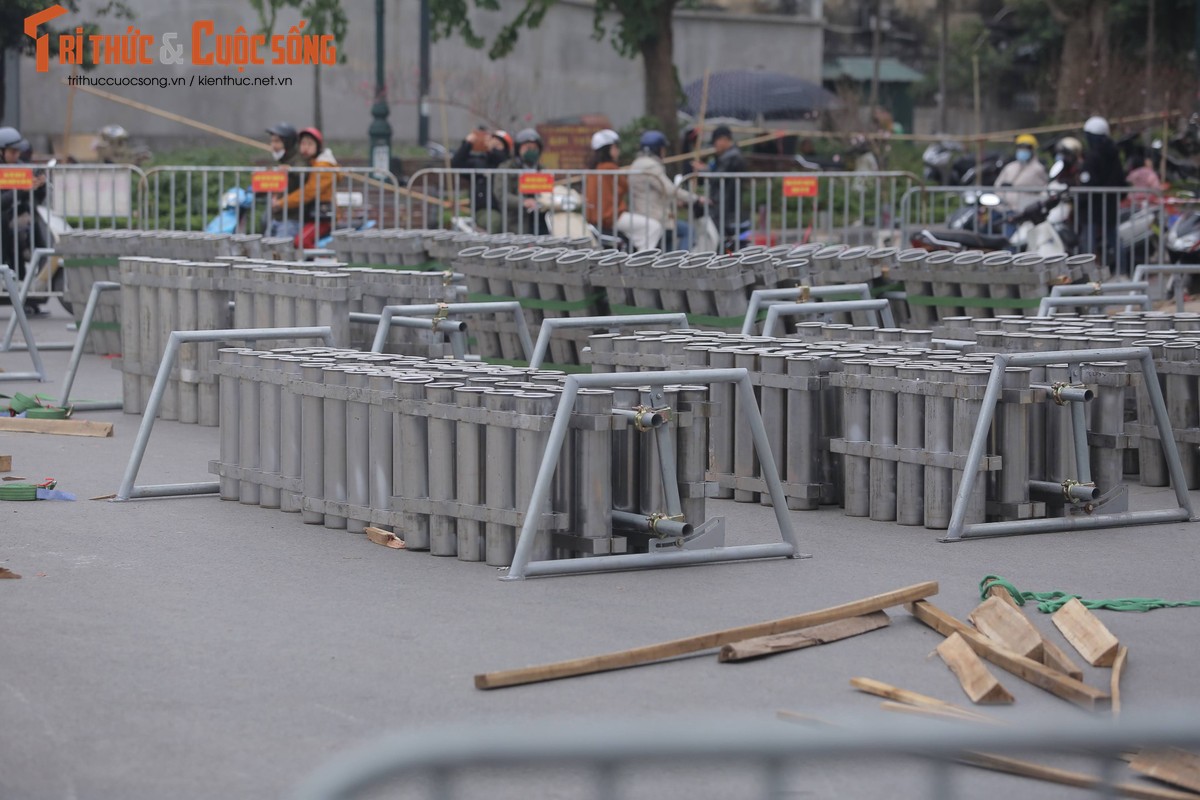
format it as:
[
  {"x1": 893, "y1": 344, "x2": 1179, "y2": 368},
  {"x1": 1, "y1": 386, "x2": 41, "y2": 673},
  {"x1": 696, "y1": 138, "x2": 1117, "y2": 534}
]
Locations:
[{"x1": 14, "y1": 0, "x2": 822, "y2": 154}]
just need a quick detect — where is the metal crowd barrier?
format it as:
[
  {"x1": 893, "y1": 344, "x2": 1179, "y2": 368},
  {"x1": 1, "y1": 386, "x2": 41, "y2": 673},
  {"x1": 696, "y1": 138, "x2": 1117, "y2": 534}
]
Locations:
[
  {"x1": 140, "y1": 165, "x2": 404, "y2": 234},
  {"x1": 290, "y1": 711, "x2": 1200, "y2": 800},
  {"x1": 406, "y1": 168, "x2": 919, "y2": 251}
]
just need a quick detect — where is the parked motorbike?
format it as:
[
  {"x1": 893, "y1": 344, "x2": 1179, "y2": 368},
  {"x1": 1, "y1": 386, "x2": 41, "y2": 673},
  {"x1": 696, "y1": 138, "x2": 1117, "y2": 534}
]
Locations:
[
  {"x1": 1165, "y1": 207, "x2": 1200, "y2": 263},
  {"x1": 203, "y1": 186, "x2": 376, "y2": 251},
  {"x1": 922, "y1": 140, "x2": 1006, "y2": 186},
  {"x1": 912, "y1": 189, "x2": 1071, "y2": 255}
]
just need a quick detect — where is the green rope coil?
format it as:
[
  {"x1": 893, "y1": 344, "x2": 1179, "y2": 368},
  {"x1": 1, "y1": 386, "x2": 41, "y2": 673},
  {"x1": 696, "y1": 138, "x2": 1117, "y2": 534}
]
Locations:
[
  {"x1": 0, "y1": 484, "x2": 40, "y2": 501},
  {"x1": 980, "y1": 574, "x2": 1200, "y2": 614}
]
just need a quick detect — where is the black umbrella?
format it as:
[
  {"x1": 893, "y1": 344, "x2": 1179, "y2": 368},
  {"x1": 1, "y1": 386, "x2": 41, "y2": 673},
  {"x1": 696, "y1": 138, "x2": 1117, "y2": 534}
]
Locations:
[{"x1": 680, "y1": 70, "x2": 839, "y2": 121}]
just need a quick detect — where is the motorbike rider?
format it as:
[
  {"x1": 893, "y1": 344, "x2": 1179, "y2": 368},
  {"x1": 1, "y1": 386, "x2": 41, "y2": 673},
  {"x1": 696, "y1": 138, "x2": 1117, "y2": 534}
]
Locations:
[
  {"x1": 692, "y1": 125, "x2": 747, "y2": 243},
  {"x1": 1078, "y1": 116, "x2": 1128, "y2": 273},
  {"x1": 629, "y1": 130, "x2": 705, "y2": 251},
  {"x1": 501, "y1": 128, "x2": 549, "y2": 235},
  {"x1": 264, "y1": 121, "x2": 306, "y2": 239},
  {"x1": 272, "y1": 126, "x2": 338, "y2": 248},
  {"x1": 0, "y1": 126, "x2": 51, "y2": 311},
  {"x1": 93, "y1": 124, "x2": 151, "y2": 166},
  {"x1": 584, "y1": 129, "x2": 662, "y2": 251},
  {"x1": 451, "y1": 126, "x2": 510, "y2": 232},
  {"x1": 993, "y1": 133, "x2": 1048, "y2": 210}
]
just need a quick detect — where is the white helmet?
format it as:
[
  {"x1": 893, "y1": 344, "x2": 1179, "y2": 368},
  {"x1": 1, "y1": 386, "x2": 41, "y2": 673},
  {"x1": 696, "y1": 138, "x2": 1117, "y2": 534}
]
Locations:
[
  {"x1": 590, "y1": 129, "x2": 619, "y2": 150},
  {"x1": 1083, "y1": 116, "x2": 1110, "y2": 137}
]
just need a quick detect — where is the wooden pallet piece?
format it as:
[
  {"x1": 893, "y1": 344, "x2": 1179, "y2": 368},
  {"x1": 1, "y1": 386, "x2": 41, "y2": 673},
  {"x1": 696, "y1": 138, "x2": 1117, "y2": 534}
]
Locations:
[
  {"x1": 1052, "y1": 597, "x2": 1121, "y2": 667},
  {"x1": 969, "y1": 595, "x2": 1044, "y2": 661},
  {"x1": 936, "y1": 632, "x2": 1015, "y2": 705},
  {"x1": 985, "y1": 585, "x2": 1084, "y2": 679},
  {"x1": 1129, "y1": 748, "x2": 1200, "y2": 795},
  {"x1": 907, "y1": 600, "x2": 1110, "y2": 711},
  {"x1": 0, "y1": 418, "x2": 113, "y2": 438},
  {"x1": 474, "y1": 581, "x2": 939, "y2": 690},
  {"x1": 1111, "y1": 645, "x2": 1129, "y2": 717},
  {"x1": 718, "y1": 611, "x2": 889, "y2": 662}
]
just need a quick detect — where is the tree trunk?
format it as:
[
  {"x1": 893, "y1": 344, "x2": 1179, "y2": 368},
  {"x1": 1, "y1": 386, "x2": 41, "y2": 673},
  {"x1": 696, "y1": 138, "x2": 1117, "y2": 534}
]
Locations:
[
  {"x1": 639, "y1": 2, "x2": 679, "y2": 151},
  {"x1": 0, "y1": 55, "x2": 7, "y2": 132},
  {"x1": 1050, "y1": 0, "x2": 1111, "y2": 118}
]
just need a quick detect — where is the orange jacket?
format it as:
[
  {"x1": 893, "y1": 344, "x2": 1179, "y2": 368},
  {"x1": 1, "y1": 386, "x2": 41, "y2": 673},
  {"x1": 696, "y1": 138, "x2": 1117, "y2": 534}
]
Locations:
[
  {"x1": 280, "y1": 149, "x2": 338, "y2": 218},
  {"x1": 584, "y1": 161, "x2": 627, "y2": 230}
]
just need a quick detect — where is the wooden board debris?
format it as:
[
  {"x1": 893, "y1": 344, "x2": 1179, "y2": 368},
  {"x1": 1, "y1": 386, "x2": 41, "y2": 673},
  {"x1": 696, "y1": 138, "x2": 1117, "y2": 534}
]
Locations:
[
  {"x1": 1130, "y1": 748, "x2": 1200, "y2": 794},
  {"x1": 474, "y1": 581, "x2": 939, "y2": 690},
  {"x1": 908, "y1": 600, "x2": 1110, "y2": 711},
  {"x1": 985, "y1": 584, "x2": 1083, "y2": 678},
  {"x1": 965, "y1": 751, "x2": 1200, "y2": 799},
  {"x1": 719, "y1": 611, "x2": 889, "y2": 662},
  {"x1": 0, "y1": 455, "x2": 11, "y2": 472},
  {"x1": 969, "y1": 595, "x2": 1045, "y2": 660},
  {"x1": 1052, "y1": 597, "x2": 1121, "y2": 667},
  {"x1": 1111, "y1": 645, "x2": 1129, "y2": 717},
  {"x1": 850, "y1": 677, "x2": 994, "y2": 722},
  {"x1": 0, "y1": 567, "x2": 21, "y2": 579},
  {"x1": 0, "y1": 417, "x2": 113, "y2": 438},
  {"x1": 364, "y1": 526, "x2": 406, "y2": 549},
  {"x1": 936, "y1": 632, "x2": 1015, "y2": 705}
]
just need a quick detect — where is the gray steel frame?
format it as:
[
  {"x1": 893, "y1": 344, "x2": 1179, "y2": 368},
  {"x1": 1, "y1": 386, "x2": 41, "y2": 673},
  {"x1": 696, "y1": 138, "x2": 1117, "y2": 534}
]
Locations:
[
  {"x1": 942, "y1": 346, "x2": 1196, "y2": 542},
  {"x1": 349, "y1": 311, "x2": 470, "y2": 359},
  {"x1": 369, "y1": 302, "x2": 534, "y2": 360},
  {"x1": 528, "y1": 314, "x2": 689, "y2": 370},
  {"x1": 761, "y1": 299, "x2": 895, "y2": 337},
  {"x1": 58, "y1": 280, "x2": 123, "y2": 410},
  {"x1": 1, "y1": 249, "x2": 70, "y2": 351},
  {"x1": 1131, "y1": 262, "x2": 1200, "y2": 312},
  {"x1": 505, "y1": 368, "x2": 802, "y2": 580},
  {"x1": 290, "y1": 710, "x2": 1200, "y2": 800},
  {"x1": 741, "y1": 284, "x2": 874, "y2": 336},
  {"x1": 1036, "y1": 295, "x2": 1151, "y2": 316},
  {"x1": 0, "y1": 265, "x2": 46, "y2": 382},
  {"x1": 113, "y1": 326, "x2": 336, "y2": 502}
]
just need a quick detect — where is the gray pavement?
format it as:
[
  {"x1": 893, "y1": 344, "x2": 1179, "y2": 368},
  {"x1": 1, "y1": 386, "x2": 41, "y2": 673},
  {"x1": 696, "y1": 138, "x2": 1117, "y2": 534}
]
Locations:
[{"x1": 3, "y1": 305, "x2": 1200, "y2": 799}]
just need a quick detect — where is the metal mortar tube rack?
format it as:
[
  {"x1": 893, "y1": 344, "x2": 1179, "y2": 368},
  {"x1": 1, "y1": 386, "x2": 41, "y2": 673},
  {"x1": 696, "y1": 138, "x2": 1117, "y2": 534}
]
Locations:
[
  {"x1": 785, "y1": 355, "x2": 821, "y2": 512},
  {"x1": 869, "y1": 360, "x2": 900, "y2": 522},
  {"x1": 320, "y1": 366, "x2": 350, "y2": 529},
  {"x1": 758, "y1": 352, "x2": 789, "y2": 509},
  {"x1": 514, "y1": 392, "x2": 558, "y2": 565},
  {"x1": 483, "y1": 390, "x2": 520, "y2": 566},
  {"x1": 345, "y1": 370, "x2": 373, "y2": 533},
  {"x1": 567, "y1": 389, "x2": 617, "y2": 554},
  {"x1": 0, "y1": 265, "x2": 47, "y2": 382},
  {"x1": 732, "y1": 349, "x2": 762, "y2": 503},
  {"x1": 454, "y1": 386, "x2": 488, "y2": 561},
  {"x1": 1037, "y1": 295, "x2": 1152, "y2": 317},
  {"x1": 350, "y1": 311, "x2": 469, "y2": 359},
  {"x1": 528, "y1": 314, "x2": 689, "y2": 371},
  {"x1": 1131, "y1": 263, "x2": 1200, "y2": 312},
  {"x1": 895, "y1": 363, "x2": 926, "y2": 526},
  {"x1": 741, "y1": 284, "x2": 875, "y2": 336},
  {"x1": 279, "y1": 358, "x2": 307, "y2": 513},
  {"x1": 942, "y1": 346, "x2": 1196, "y2": 541},
  {"x1": 394, "y1": 376, "x2": 433, "y2": 550},
  {"x1": 367, "y1": 372, "x2": 395, "y2": 531},
  {"x1": 706, "y1": 348, "x2": 737, "y2": 499},
  {"x1": 676, "y1": 385, "x2": 708, "y2": 527},
  {"x1": 371, "y1": 302, "x2": 533, "y2": 361},
  {"x1": 761, "y1": 300, "x2": 895, "y2": 337},
  {"x1": 505, "y1": 368, "x2": 802, "y2": 580},
  {"x1": 425, "y1": 382, "x2": 462, "y2": 556},
  {"x1": 923, "y1": 366, "x2": 956, "y2": 530},
  {"x1": 217, "y1": 347, "x2": 249, "y2": 501},
  {"x1": 952, "y1": 369, "x2": 990, "y2": 526},
  {"x1": 118, "y1": 257, "x2": 142, "y2": 412},
  {"x1": 611, "y1": 388, "x2": 644, "y2": 517},
  {"x1": 256, "y1": 354, "x2": 286, "y2": 509},
  {"x1": 300, "y1": 360, "x2": 332, "y2": 524},
  {"x1": 1164, "y1": 342, "x2": 1200, "y2": 489},
  {"x1": 992, "y1": 367, "x2": 1032, "y2": 516},
  {"x1": 840, "y1": 360, "x2": 873, "y2": 517}
]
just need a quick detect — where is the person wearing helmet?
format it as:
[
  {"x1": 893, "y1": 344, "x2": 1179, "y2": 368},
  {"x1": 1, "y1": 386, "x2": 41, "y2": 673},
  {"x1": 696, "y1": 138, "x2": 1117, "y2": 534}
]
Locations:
[
  {"x1": 501, "y1": 127, "x2": 549, "y2": 235},
  {"x1": 272, "y1": 127, "x2": 338, "y2": 248},
  {"x1": 264, "y1": 122, "x2": 307, "y2": 238},
  {"x1": 450, "y1": 125, "x2": 509, "y2": 232},
  {"x1": 629, "y1": 129, "x2": 705, "y2": 251},
  {"x1": 992, "y1": 133, "x2": 1047, "y2": 209},
  {"x1": 581, "y1": 129, "x2": 662, "y2": 251},
  {"x1": 691, "y1": 125, "x2": 747, "y2": 243},
  {"x1": 0, "y1": 127, "x2": 51, "y2": 311},
  {"x1": 1079, "y1": 115, "x2": 1127, "y2": 273}
]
